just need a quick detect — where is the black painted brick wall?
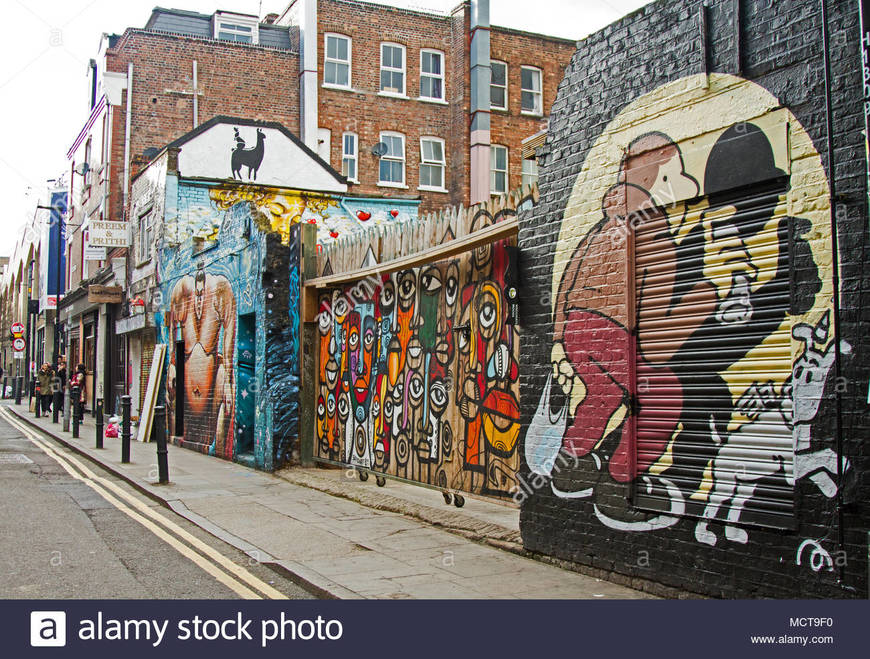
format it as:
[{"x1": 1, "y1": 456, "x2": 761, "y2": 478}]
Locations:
[{"x1": 518, "y1": 0, "x2": 869, "y2": 598}]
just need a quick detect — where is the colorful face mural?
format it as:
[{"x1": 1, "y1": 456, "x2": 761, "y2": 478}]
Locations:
[
  {"x1": 315, "y1": 213, "x2": 524, "y2": 498},
  {"x1": 525, "y1": 74, "x2": 847, "y2": 546}
]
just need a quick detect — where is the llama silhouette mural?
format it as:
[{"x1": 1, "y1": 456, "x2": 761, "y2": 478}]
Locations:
[{"x1": 231, "y1": 127, "x2": 266, "y2": 180}]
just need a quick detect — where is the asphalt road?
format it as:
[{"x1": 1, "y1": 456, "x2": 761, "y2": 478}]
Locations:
[{"x1": 0, "y1": 409, "x2": 315, "y2": 599}]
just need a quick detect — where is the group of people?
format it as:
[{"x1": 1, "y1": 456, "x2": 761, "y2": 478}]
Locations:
[{"x1": 35, "y1": 357, "x2": 87, "y2": 414}]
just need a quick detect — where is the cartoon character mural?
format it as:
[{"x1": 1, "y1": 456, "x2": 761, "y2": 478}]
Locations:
[
  {"x1": 525, "y1": 74, "x2": 849, "y2": 545},
  {"x1": 315, "y1": 206, "x2": 526, "y2": 498}
]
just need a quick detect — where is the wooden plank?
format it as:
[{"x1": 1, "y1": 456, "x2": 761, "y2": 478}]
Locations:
[
  {"x1": 136, "y1": 343, "x2": 166, "y2": 443},
  {"x1": 305, "y1": 216, "x2": 518, "y2": 289}
]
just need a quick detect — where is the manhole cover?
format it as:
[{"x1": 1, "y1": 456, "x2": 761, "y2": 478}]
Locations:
[{"x1": 0, "y1": 453, "x2": 34, "y2": 464}]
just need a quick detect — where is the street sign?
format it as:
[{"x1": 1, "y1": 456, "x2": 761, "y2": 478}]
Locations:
[
  {"x1": 13, "y1": 351, "x2": 23, "y2": 359},
  {"x1": 11, "y1": 322, "x2": 24, "y2": 336},
  {"x1": 89, "y1": 219, "x2": 129, "y2": 247},
  {"x1": 12, "y1": 337, "x2": 25, "y2": 352}
]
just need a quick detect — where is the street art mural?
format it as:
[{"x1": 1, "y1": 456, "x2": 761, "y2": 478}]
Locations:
[
  {"x1": 231, "y1": 127, "x2": 266, "y2": 180},
  {"x1": 158, "y1": 179, "x2": 418, "y2": 469},
  {"x1": 315, "y1": 208, "x2": 526, "y2": 498},
  {"x1": 525, "y1": 74, "x2": 849, "y2": 546},
  {"x1": 166, "y1": 264, "x2": 237, "y2": 456}
]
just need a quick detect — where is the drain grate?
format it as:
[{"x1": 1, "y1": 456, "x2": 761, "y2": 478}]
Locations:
[{"x1": 0, "y1": 453, "x2": 34, "y2": 464}]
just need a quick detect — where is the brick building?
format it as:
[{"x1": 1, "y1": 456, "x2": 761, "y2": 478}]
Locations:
[
  {"x1": 278, "y1": 0, "x2": 575, "y2": 211},
  {"x1": 517, "y1": 0, "x2": 869, "y2": 598}
]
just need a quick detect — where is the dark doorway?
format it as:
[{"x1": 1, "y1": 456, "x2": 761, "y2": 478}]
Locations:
[{"x1": 174, "y1": 340, "x2": 184, "y2": 437}]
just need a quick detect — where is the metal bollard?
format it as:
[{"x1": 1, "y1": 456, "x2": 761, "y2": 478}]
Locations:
[
  {"x1": 14, "y1": 376, "x2": 21, "y2": 405},
  {"x1": 34, "y1": 385, "x2": 40, "y2": 418},
  {"x1": 62, "y1": 387, "x2": 70, "y2": 432},
  {"x1": 71, "y1": 385, "x2": 80, "y2": 438},
  {"x1": 121, "y1": 395, "x2": 131, "y2": 464},
  {"x1": 52, "y1": 387, "x2": 61, "y2": 423},
  {"x1": 153, "y1": 406, "x2": 169, "y2": 484},
  {"x1": 95, "y1": 399, "x2": 104, "y2": 450}
]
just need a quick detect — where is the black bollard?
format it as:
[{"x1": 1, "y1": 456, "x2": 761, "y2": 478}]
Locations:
[
  {"x1": 2, "y1": 376, "x2": 6, "y2": 399},
  {"x1": 14, "y1": 376, "x2": 21, "y2": 405},
  {"x1": 71, "y1": 385, "x2": 80, "y2": 438},
  {"x1": 34, "y1": 384, "x2": 40, "y2": 418},
  {"x1": 153, "y1": 406, "x2": 169, "y2": 484},
  {"x1": 121, "y1": 395, "x2": 131, "y2": 464},
  {"x1": 52, "y1": 387, "x2": 61, "y2": 423},
  {"x1": 95, "y1": 399, "x2": 104, "y2": 450}
]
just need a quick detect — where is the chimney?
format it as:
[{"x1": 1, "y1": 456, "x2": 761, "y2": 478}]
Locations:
[{"x1": 263, "y1": 13, "x2": 279, "y2": 24}]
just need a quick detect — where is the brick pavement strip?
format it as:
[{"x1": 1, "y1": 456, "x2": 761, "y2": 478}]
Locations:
[{"x1": 4, "y1": 403, "x2": 657, "y2": 600}]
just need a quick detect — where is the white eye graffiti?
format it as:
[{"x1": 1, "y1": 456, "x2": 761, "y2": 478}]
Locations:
[
  {"x1": 327, "y1": 394, "x2": 336, "y2": 415},
  {"x1": 409, "y1": 375, "x2": 424, "y2": 401},
  {"x1": 479, "y1": 302, "x2": 496, "y2": 329}
]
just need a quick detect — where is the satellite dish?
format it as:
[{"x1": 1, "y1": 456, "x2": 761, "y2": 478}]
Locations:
[{"x1": 371, "y1": 141, "x2": 388, "y2": 157}]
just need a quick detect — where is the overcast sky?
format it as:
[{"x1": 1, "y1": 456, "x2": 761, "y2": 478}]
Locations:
[{"x1": 0, "y1": 0, "x2": 652, "y2": 259}]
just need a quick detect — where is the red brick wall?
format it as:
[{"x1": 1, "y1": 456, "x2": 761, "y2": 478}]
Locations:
[
  {"x1": 105, "y1": 30, "x2": 299, "y2": 222},
  {"x1": 315, "y1": 0, "x2": 573, "y2": 213},
  {"x1": 317, "y1": 0, "x2": 461, "y2": 213},
  {"x1": 490, "y1": 28, "x2": 575, "y2": 193}
]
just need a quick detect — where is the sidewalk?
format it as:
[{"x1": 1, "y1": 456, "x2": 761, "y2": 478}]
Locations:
[{"x1": 5, "y1": 402, "x2": 656, "y2": 600}]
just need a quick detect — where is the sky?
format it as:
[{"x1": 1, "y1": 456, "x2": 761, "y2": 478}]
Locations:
[{"x1": 0, "y1": 0, "x2": 652, "y2": 259}]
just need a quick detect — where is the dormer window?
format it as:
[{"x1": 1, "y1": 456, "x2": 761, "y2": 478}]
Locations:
[{"x1": 214, "y1": 12, "x2": 259, "y2": 44}]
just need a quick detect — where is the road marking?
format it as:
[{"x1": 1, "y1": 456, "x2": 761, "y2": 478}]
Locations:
[{"x1": 0, "y1": 407, "x2": 287, "y2": 600}]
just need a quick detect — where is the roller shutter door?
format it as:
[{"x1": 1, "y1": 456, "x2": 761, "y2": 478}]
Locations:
[{"x1": 632, "y1": 186, "x2": 794, "y2": 528}]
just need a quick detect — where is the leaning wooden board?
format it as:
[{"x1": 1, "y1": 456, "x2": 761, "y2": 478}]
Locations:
[{"x1": 136, "y1": 343, "x2": 166, "y2": 442}]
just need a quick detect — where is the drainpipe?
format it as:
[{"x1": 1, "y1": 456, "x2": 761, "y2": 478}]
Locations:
[
  {"x1": 299, "y1": 0, "x2": 319, "y2": 151},
  {"x1": 820, "y1": 0, "x2": 850, "y2": 589},
  {"x1": 192, "y1": 60, "x2": 198, "y2": 128},
  {"x1": 469, "y1": 0, "x2": 491, "y2": 204},
  {"x1": 123, "y1": 62, "x2": 133, "y2": 218}
]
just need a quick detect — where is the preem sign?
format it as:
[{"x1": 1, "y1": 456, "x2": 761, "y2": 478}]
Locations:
[{"x1": 89, "y1": 220, "x2": 129, "y2": 248}]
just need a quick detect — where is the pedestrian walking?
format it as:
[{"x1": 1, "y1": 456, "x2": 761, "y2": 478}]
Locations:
[{"x1": 37, "y1": 363, "x2": 54, "y2": 413}]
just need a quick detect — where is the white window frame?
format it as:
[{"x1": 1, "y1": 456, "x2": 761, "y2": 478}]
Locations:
[
  {"x1": 490, "y1": 60, "x2": 508, "y2": 111},
  {"x1": 520, "y1": 65, "x2": 543, "y2": 116},
  {"x1": 378, "y1": 131, "x2": 406, "y2": 188},
  {"x1": 379, "y1": 42, "x2": 407, "y2": 97},
  {"x1": 522, "y1": 157, "x2": 539, "y2": 188},
  {"x1": 419, "y1": 49, "x2": 445, "y2": 102},
  {"x1": 213, "y1": 12, "x2": 259, "y2": 44},
  {"x1": 342, "y1": 132, "x2": 358, "y2": 183},
  {"x1": 419, "y1": 137, "x2": 447, "y2": 192},
  {"x1": 323, "y1": 33, "x2": 352, "y2": 89},
  {"x1": 136, "y1": 208, "x2": 153, "y2": 266},
  {"x1": 490, "y1": 144, "x2": 508, "y2": 195}
]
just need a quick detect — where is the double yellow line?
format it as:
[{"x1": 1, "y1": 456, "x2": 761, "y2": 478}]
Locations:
[{"x1": 0, "y1": 406, "x2": 286, "y2": 600}]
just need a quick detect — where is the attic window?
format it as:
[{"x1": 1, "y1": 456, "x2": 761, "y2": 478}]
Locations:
[{"x1": 214, "y1": 13, "x2": 258, "y2": 44}]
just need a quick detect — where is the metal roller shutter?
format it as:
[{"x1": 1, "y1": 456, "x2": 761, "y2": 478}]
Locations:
[{"x1": 632, "y1": 186, "x2": 794, "y2": 527}]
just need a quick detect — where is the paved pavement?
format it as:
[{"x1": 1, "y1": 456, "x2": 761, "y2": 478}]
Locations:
[
  {"x1": 4, "y1": 401, "x2": 655, "y2": 600},
  {"x1": 0, "y1": 408, "x2": 312, "y2": 599}
]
